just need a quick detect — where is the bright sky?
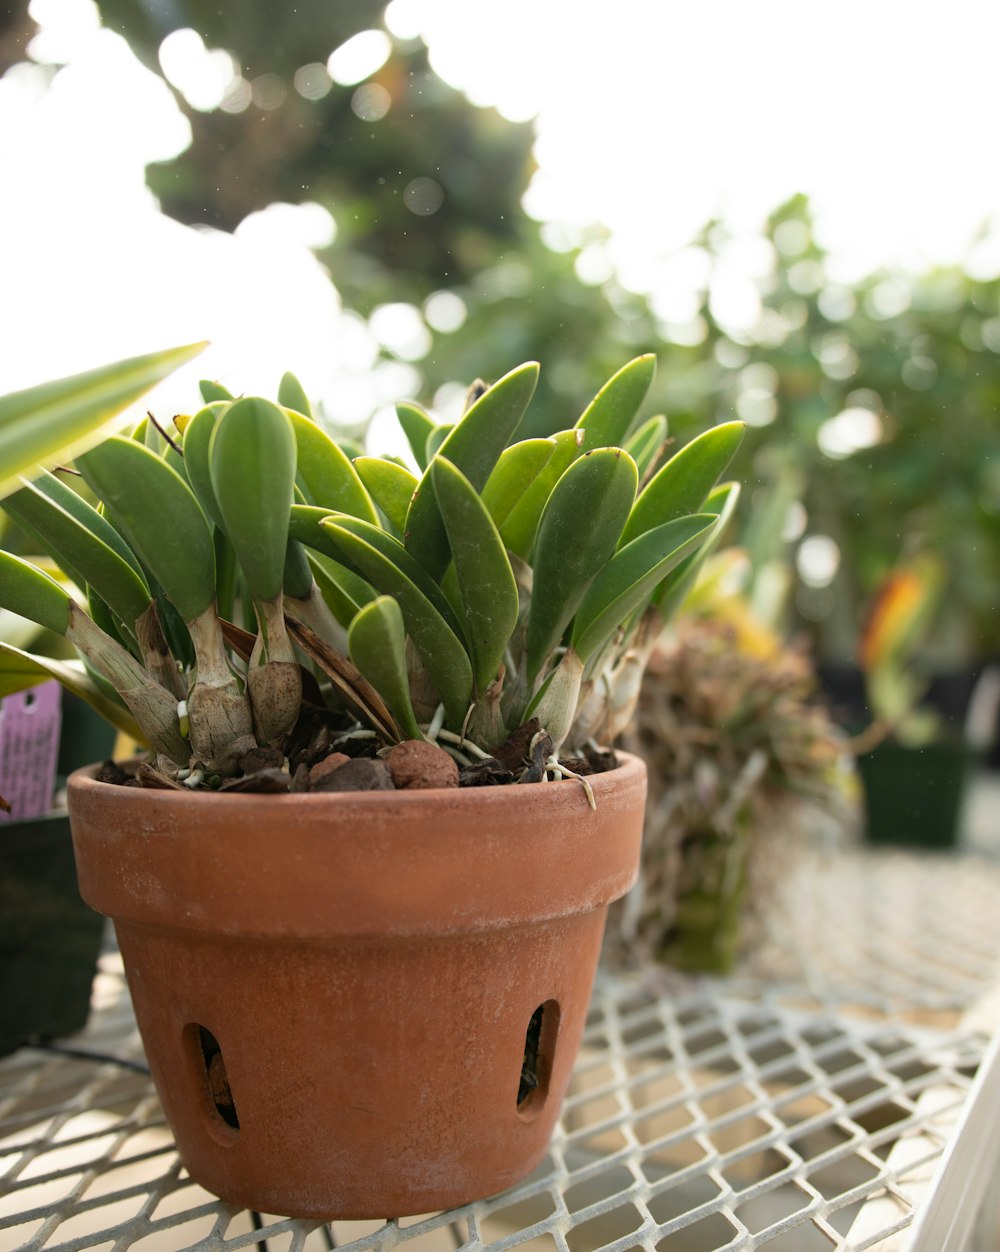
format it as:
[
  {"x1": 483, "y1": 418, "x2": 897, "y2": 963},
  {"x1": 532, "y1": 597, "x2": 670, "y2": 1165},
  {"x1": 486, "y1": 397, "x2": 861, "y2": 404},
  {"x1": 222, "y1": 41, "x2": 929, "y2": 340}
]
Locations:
[{"x1": 3, "y1": 0, "x2": 1000, "y2": 428}]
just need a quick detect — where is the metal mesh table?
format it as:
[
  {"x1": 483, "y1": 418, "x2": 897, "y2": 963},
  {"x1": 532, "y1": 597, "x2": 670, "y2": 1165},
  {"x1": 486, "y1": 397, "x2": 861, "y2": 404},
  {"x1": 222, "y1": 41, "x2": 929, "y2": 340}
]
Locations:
[{"x1": 3, "y1": 847, "x2": 1000, "y2": 1252}]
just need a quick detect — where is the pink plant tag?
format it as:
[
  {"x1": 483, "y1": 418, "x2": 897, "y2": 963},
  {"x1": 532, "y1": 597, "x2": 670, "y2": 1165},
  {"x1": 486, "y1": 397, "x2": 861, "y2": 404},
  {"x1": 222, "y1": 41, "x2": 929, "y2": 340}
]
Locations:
[{"x1": 0, "y1": 681, "x2": 63, "y2": 821}]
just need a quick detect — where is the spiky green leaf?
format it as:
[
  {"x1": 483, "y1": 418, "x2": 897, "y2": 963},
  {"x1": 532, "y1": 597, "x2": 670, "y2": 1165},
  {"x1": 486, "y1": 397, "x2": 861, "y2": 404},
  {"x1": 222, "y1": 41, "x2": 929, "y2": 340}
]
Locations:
[
  {"x1": 0, "y1": 342, "x2": 206, "y2": 500},
  {"x1": 655, "y1": 482, "x2": 742, "y2": 616},
  {"x1": 526, "y1": 448, "x2": 638, "y2": 680}
]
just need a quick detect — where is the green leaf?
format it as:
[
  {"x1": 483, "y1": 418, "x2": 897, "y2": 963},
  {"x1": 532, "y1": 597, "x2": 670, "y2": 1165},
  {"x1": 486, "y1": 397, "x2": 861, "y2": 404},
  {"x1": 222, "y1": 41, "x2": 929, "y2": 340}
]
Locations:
[
  {"x1": 348, "y1": 595, "x2": 422, "y2": 739},
  {"x1": 576, "y1": 354, "x2": 656, "y2": 452},
  {"x1": 320, "y1": 519, "x2": 473, "y2": 726},
  {"x1": 210, "y1": 398, "x2": 297, "y2": 605},
  {"x1": 0, "y1": 552, "x2": 71, "y2": 636},
  {"x1": 618, "y1": 420, "x2": 745, "y2": 548},
  {"x1": 3, "y1": 477, "x2": 152, "y2": 631},
  {"x1": 396, "y1": 401, "x2": 436, "y2": 471},
  {"x1": 199, "y1": 379, "x2": 233, "y2": 403},
  {"x1": 625, "y1": 414, "x2": 669, "y2": 480},
  {"x1": 313, "y1": 513, "x2": 464, "y2": 640},
  {"x1": 287, "y1": 409, "x2": 378, "y2": 524},
  {"x1": 0, "y1": 343, "x2": 206, "y2": 500},
  {"x1": 404, "y1": 361, "x2": 539, "y2": 579},
  {"x1": 572, "y1": 513, "x2": 718, "y2": 663},
  {"x1": 501, "y1": 428, "x2": 584, "y2": 559},
  {"x1": 481, "y1": 438, "x2": 555, "y2": 529},
  {"x1": 278, "y1": 371, "x2": 313, "y2": 418},
  {"x1": 0, "y1": 641, "x2": 143, "y2": 739},
  {"x1": 179, "y1": 403, "x2": 227, "y2": 528},
  {"x1": 77, "y1": 436, "x2": 216, "y2": 623},
  {"x1": 283, "y1": 539, "x2": 314, "y2": 600},
  {"x1": 307, "y1": 552, "x2": 375, "y2": 626},
  {"x1": 655, "y1": 482, "x2": 742, "y2": 617},
  {"x1": 526, "y1": 448, "x2": 638, "y2": 681},
  {"x1": 425, "y1": 425, "x2": 451, "y2": 461},
  {"x1": 18, "y1": 467, "x2": 145, "y2": 576},
  {"x1": 354, "y1": 456, "x2": 418, "y2": 535},
  {"x1": 432, "y1": 457, "x2": 518, "y2": 691}
]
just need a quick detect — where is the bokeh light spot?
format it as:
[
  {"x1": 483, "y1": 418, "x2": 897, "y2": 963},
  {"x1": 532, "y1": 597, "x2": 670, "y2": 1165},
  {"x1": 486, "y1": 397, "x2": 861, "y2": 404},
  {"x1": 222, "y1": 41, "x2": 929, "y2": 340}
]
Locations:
[
  {"x1": 351, "y1": 82, "x2": 391, "y2": 121},
  {"x1": 251, "y1": 74, "x2": 287, "y2": 111},
  {"x1": 294, "y1": 62, "x2": 333, "y2": 100},
  {"x1": 797, "y1": 535, "x2": 841, "y2": 587},
  {"x1": 424, "y1": 290, "x2": 467, "y2": 333},
  {"x1": 403, "y1": 176, "x2": 445, "y2": 216},
  {"x1": 327, "y1": 30, "x2": 392, "y2": 86}
]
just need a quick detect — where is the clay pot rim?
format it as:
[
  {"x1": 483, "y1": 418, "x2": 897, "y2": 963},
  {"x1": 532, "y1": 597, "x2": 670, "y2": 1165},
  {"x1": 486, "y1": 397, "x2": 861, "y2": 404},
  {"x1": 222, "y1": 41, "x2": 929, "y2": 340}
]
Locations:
[
  {"x1": 67, "y1": 752, "x2": 646, "y2": 939},
  {"x1": 67, "y1": 749, "x2": 644, "y2": 813}
]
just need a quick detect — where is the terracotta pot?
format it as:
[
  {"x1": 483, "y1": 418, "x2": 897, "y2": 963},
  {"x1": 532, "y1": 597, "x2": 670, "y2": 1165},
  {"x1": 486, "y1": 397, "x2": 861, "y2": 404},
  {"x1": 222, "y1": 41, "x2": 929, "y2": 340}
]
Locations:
[{"x1": 67, "y1": 753, "x2": 646, "y2": 1219}]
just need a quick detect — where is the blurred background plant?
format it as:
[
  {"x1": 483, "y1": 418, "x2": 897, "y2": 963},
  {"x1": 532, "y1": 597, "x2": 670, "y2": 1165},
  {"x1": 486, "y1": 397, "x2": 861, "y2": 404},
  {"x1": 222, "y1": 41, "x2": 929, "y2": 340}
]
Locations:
[
  {"x1": 2, "y1": 0, "x2": 998, "y2": 769},
  {"x1": 606, "y1": 553, "x2": 858, "y2": 974}
]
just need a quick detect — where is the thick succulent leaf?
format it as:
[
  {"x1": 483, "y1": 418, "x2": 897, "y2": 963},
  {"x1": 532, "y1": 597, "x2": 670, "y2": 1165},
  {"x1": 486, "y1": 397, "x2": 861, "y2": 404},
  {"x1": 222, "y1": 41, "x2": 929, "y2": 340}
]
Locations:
[
  {"x1": 431, "y1": 457, "x2": 518, "y2": 692},
  {"x1": 348, "y1": 595, "x2": 422, "y2": 740},
  {"x1": 77, "y1": 436, "x2": 216, "y2": 623},
  {"x1": 3, "y1": 479, "x2": 151, "y2": 631},
  {"x1": 425, "y1": 425, "x2": 451, "y2": 461},
  {"x1": 320, "y1": 520, "x2": 473, "y2": 726},
  {"x1": 0, "y1": 341, "x2": 206, "y2": 500},
  {"x1": 0, "y1": 552, "x2": 71, "y2": 636},
  {"x1": 619, "y1": 420, "x2": 745, "y2": 548},
  {"x1": 404, "y1": 361, "x2": 539, "y2": 580},
  {"x1": 210, "y1": 398, "x2": 296, "y2": 604},
  {"x1": 316, "y1": 514, "x2": 465, "y2": 640},
  {"x1": 526, "y1": 448, "x2": 639, "y2": 680},
  {"x1": 625, "y1": 414, "x2": 669, "y2": 480},
  {"x1": 575, "y1": 354, "x2": 656, "y2": 452},
  {"x1": 287, "y1": 409, "x2": 378, "y2": 524},
  {"x1": 396, "y1": 402, "x2": 436, "y2": 471},
  {"x1": 655, "y1": 481, "x2": 742, "y2": 617},
  {"x1": 179, "y1": 403, "x2": 227, "y2": 527},
  {"x1": 307, "y1": 551, "x2": 375, "y2": 626},
  {"x1": 199, "y1": 379, "x2": 233, "y2": 403},
  {"x1": 0, "y1": 642, "x2": 144, "y2": 739},
  {"x1": 501, "y1": 428, "x2": 584, "y2": 559},
  {"x1": 278, "y1": 371, "x2": 313, "y2": 418},
  {"x1": 354, "y1": 456, "x2": 418, "y2": 535},
  {"x1": 21, "y1": 468, "x2": 145, "y2": 576},
  {"x1": 571, "y1": 513, "x2": 718, "y2": 663},
  {"x1": 282, "y1": 539, "x2": 314, "y2": 599},
  {"x1": 481, "y1": 438, "x2": 555, "y2": 529}
]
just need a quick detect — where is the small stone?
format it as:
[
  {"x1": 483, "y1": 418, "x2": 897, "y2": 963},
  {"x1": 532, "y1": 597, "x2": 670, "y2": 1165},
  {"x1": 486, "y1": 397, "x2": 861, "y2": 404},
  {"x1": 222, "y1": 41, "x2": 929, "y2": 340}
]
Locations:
[
  {"x1": 386, "y1": 740, "x2": 459, "y2": 791},
  {"x1": 310, "y1": 757, "x2": 395, "y2": 792},
  {"x1": 308, "y1": 752, "x2": 351, "y2": 785}
]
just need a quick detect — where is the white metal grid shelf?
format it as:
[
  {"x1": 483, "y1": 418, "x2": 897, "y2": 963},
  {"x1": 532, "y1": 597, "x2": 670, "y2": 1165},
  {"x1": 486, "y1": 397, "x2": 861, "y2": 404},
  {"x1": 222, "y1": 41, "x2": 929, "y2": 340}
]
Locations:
[{"x1": 3, "y1": 847, "x2": 1000, "y2": 1252}]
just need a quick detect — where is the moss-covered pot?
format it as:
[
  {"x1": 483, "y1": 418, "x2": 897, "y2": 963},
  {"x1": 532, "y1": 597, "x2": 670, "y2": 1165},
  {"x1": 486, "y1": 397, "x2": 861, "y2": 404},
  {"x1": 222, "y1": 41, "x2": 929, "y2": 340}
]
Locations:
[{"x1": 67, "y1": 753, "x2": 645, "y2": 1220}]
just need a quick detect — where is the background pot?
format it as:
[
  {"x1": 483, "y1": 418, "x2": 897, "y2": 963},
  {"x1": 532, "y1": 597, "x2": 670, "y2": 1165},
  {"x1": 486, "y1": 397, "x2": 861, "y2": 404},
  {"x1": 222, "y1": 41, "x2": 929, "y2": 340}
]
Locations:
[
  {"x1": 0, "y1": 813, "x2": 104, "y2": 1058},
  {"x1": 67, "y1": 753, "x2": 646, "y2": 1220}
]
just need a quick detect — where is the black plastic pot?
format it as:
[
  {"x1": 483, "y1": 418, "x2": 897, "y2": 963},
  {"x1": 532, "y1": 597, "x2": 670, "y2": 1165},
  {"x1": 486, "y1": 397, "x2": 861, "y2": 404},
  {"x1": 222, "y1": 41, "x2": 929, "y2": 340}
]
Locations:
[
  {"x1": 0, "y1": 813, "x2": 104, "y2": 1057},
  {"x1": 856, "y1": 741, "x2": 972, "y2": 848}
]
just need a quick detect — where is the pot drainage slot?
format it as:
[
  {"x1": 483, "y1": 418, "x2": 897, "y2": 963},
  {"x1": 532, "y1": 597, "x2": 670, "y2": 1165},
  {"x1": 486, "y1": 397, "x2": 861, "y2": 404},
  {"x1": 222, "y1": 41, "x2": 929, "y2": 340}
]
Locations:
[
  {"x1": 195, "y1": 1026, "x2": 240, "y2": 1130},
  {"x1": 518, "y1": 1000, "x2": 559, "y2": 1113}
]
